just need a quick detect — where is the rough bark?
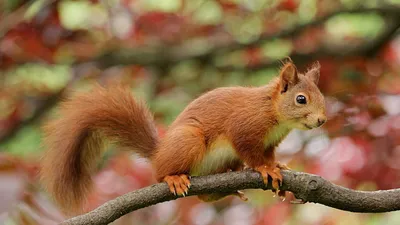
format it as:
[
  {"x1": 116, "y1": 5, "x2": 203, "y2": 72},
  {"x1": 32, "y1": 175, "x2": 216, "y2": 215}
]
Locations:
[{"x1": 62, "y1": 170, "x2": 400, "y2": 225}]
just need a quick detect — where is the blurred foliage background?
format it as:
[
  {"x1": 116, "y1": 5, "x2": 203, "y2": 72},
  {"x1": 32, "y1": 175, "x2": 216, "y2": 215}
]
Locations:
[{"x1": 1, "y1": 0, "x2": 400, "y2": 224}]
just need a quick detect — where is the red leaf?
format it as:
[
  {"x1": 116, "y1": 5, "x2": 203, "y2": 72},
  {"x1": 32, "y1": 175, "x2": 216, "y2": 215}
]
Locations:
[
  {"x1": 245, "y1": 48, "x2": 262, "y2": 67},
  {"x1": 278, "y1": 0, "x2": 298, "y2": 12}
]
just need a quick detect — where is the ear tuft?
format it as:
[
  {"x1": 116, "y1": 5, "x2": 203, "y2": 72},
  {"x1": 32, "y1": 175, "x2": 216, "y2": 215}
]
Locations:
[
  {"x1": 279, "y1": 61, "x2": 298, "y2": 93},
  {"x1": 307, "y1": 61, "x2": 320, "y2": 84}
]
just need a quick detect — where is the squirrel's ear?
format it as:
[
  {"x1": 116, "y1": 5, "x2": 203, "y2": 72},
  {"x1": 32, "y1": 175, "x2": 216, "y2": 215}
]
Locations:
[
  {"x1": 307, "y1": 61, "x2": 320, "y2": 85},
  {"x1": 279, "y1": 62, "x2": 298, "y2": 93}
]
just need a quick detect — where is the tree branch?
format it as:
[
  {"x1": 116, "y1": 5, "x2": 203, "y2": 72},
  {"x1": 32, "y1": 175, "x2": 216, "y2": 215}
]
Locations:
[{"x1": 61, "y1": 170, "x2": 400, "y2": 225}]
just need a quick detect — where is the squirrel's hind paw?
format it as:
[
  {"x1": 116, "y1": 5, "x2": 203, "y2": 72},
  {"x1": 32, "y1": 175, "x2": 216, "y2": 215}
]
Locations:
[
  {"x1": 163, "y1": 174, "x2": 191, "y2": 197},
  {"x1": 254, "y1": 165, "x2": 283, "y2": 190}
]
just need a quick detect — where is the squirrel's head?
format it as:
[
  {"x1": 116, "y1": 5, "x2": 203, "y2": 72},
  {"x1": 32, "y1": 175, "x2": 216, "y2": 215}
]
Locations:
[{"x1": 275, "y1": 61, "x2": 327, "y2": 130}]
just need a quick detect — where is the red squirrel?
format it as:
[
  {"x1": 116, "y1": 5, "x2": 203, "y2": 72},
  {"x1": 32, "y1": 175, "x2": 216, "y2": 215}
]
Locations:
[{"x1": 40, "y1": 60, "x2": 326, "y2": 215}]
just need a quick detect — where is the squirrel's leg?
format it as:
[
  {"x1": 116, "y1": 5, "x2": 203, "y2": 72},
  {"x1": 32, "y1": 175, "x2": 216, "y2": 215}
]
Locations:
[
  {"x1": 273, "y1": 161, "x2": 290, "y2": 199},
  {"x1": 233, "y1": 139, "x2": 285, "y2": 198},
  {"x1": 254, "y1": 149, "x2": 282, "y2": 190},
  {"x1": 197, "y1": 164, "x2": 248, "y2": 202},
  {"x1": 251, "y1": 149, "x2": 290, "y2": 200},
  {"x1": 153, "y1": 126, "x2": 206, "y2": 196}
]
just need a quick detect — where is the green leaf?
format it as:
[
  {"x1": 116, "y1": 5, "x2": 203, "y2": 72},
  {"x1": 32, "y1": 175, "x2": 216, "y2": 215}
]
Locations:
[
  {"x1": 59, "y1": 0, "x2": 91, "y2": 30},
  {"x1": 325, "y1": 13, "x2": 385, "y2": 39},
  {"x1": 192, "y1": 1, "x2": 223, "y2": 25},
  {"x1": 141, "y1": 0, "x2": 181, "y2": 12},
  {"x1": 262, "y1": 39, "x2": 293, "y2": 60},
  {"x1": 24, "y1": 0, "x2": 47, "y2": 20},
  {"x1": 1, "y1": 125, "x2": 43, "y2": 156}
]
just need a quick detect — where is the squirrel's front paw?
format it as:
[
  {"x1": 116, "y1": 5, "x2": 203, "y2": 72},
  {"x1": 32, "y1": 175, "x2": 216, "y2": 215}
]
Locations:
[
  {"x1": 254, "y1": 165, "x2": 282, "y2": 191},
  {"x1": 163, "y1": 175, "x2": 191, "y2": 197}
]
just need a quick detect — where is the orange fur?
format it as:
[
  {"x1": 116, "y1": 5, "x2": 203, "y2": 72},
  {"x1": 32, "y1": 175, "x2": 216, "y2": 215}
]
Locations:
[
  {"x1": 40, "y1": 85, "x2": 158, "y2": 215},
  {"x1": 40, "y1": 61, "x2": 326, "y2": 215}
]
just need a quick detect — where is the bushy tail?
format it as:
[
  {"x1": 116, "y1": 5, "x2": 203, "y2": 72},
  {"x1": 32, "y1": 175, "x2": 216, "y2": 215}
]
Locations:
[{"x1": 40, "y1": 85, "x2": 158, "y2": 215}]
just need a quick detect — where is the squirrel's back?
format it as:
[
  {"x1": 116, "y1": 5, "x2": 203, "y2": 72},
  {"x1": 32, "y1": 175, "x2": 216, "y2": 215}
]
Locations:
[{"x1": 171, "y1": 79, "x2": 280, "y2": 134}]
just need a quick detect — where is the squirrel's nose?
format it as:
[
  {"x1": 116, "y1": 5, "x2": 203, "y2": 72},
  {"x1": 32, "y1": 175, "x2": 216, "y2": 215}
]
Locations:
[{"x1": 317, "y1": 117, "x2": 327, "y2": 127}]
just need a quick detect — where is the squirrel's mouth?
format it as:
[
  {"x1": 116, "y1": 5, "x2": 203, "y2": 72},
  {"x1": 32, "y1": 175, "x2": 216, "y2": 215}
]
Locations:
[{"x1": 303, "y1": 124, "x2": 313, "y2": 129}]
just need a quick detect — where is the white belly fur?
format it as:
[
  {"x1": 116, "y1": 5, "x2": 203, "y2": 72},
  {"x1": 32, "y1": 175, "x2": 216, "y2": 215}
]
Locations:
[
  {"x1": 190, "y1": 124, "x2": 291, "y2": 176},
  {"x1": 263, "y1": 123, "x2": 291, "y2": 147},
  {"x1": 190, "y1": 136, "x2": 238, "y2": 176}
]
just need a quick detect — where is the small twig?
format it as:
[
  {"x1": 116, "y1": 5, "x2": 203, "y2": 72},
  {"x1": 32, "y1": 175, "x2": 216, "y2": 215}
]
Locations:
[
  {"x1": 61, "y1": 170, "x2": 400, "y2": 225},
  {"x1": 0, "y1": 0, "x2": 56, "y2": 38},
  {"x1": 0, "y1": 1, "x2": 32, "y2": 37}
]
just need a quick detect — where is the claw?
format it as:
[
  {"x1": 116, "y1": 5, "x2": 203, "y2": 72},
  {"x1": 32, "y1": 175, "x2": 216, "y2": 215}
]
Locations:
[
  {"x1": 254, "y1": 163, "x2": 287, "y2": 199},
  {"x1": 235, "y1": 190, "x2": 248, "y2": 201},
  {"x1": 254, "y1": 164, "x2": 283, "y2": 190},
  {"x1": 290, "y1": 199, "x2": 306, "y2": 204},
  {"x1": 163, "y1": 174, "x2": 191, "y2": 196}
]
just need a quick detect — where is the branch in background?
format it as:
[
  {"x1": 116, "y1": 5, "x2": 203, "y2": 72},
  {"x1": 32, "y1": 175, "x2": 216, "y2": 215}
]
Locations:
[
  {"x1": 0, "y1": 87, "x2": 66, "y2": 144},
  {"x1": 61, "y1": 170, "x2": 400, "y2": 225},
  {"x1": 363, "y1": 15, "x2": 400, "y2": 57},
  {"x1": 0, "y1": 65, "x2": 89, "y2": 145},
  {"x1": 213, "y1": 5, "x2": 400, "y2": 54},
  {"x1": 217, "y1": 15, "x2": 400, "y2": 72},
  {"x1": 88, "y1": 5, "x2": 400, "y2": 70}
]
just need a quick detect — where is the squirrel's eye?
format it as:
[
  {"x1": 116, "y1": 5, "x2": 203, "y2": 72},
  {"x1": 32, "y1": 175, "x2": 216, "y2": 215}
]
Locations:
[{"x1": 296, "y1": 95, "x2": 307, "y2": 104}]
